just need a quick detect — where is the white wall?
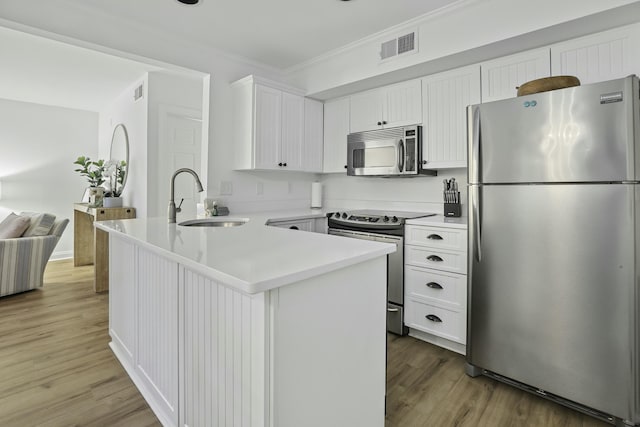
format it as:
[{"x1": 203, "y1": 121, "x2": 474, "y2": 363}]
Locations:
[
  {"x1": 99, "y1": 76, "x2": 149, "y2": 218},
  {"x1": 0, "y1": 98, "x2": 98, "y2": 258}
]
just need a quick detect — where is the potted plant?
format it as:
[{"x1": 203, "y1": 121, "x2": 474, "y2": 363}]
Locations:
[
  {"x1": 74, "y1": 156, "x2": 105, "y2": 207},
  {"x1": 103, "y1": 160, "x2": 127, "y2": 207}
]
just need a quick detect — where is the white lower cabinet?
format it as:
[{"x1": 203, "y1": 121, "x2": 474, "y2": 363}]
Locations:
[
  {"x1": 404, "y1": 224, "x2": 468, "y2": 354},
  {"x1": 108, "y1": 232, "x2": 386, "y2": 427}
]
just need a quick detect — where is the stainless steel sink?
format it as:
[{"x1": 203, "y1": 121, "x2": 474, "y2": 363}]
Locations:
[{"x1": 178, "y1": 218, "x2": 248, "y2": 227}]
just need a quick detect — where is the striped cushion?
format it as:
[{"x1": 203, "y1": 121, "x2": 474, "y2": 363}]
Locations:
[
  {"x1": 0, "y1": 213, "x2": 31, "y2": 239},
  {"x1": 20, "y1": 212, "x2": 56, "y2": 237}
]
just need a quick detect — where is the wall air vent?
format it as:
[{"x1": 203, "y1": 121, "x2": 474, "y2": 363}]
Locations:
[
  {"x1": 379, "y1": 31, "x2": 417, "y2": 61},
  {"x1": 134, "y1": 83, "x2": 144, "y2": 101}
]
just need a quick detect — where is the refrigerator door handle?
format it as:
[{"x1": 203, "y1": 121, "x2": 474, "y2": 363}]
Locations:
[
  {"x1": 468, "y1": 105, "x2": 480, "y2": 184},
  {"x1": 471, "y1": 185, "x2": 482, "y2": 262}
]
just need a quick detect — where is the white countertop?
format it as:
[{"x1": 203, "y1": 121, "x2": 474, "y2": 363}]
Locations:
[
  {"x1": 406, "y1": 214, "x2": 468, "y2": 229},
  {"x1": 95, "y1": 209, "x2": 395, "y2": 295}
]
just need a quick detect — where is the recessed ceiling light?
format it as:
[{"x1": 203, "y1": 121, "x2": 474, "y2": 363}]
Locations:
[{"x1": 177, "y1": 0, "x2": 199, "y2": 4}]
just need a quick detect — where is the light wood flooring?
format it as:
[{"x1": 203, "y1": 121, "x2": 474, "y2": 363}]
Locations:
[{"x1": 0, "y1": 259, "x2": 609, "y2": 427}]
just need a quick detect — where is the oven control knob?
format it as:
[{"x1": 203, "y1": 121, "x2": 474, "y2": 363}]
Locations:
[
  {"x1": 333, "y1": 212, "x2": 340, "y2": 218},
  {"x1": 392, "y1": 216, "x2": 398, "y2": 223},
  {"x1": 383, "y1": 215, "x2": 390, "y2": 222},
  {"x1": 342, "y1": 213, "x2": 348, "y2": 219}
]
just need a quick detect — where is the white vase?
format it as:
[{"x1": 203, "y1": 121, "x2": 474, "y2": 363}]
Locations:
[{"x1": 103, "y1": 196, "x2": 123, "y2": 208}]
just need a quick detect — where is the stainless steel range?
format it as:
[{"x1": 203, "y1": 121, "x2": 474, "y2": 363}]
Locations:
[{"x1": 327, "y1": 210, "x2": 435, "y2": 335}]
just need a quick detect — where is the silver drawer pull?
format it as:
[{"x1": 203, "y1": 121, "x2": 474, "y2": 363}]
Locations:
[
  {"x1": 426, "y1": 282, "x2": 443, "y2": 290},
  {"x1": 427, "y1": 255, "x2": 443, "y2": 262},
  {"x1": 426, "y1": 314, "x2": 442, "y2": 323},
  {"x1": 427, "y1": 234, "x2": 443, "y2": 240},
  {"x1": 387, "y1": 308, "x2": 399, "y2": 313}
]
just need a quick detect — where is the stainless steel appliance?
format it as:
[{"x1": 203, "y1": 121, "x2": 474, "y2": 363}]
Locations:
[
  {"x1": 467, "y1": 75, "x2": 640, "y2": 426},
  {"x1": 346, "y1": 125, "x2": 437, "y2": 177},
  {"x1": 327, "y1": 210, "x2": 435, "y2": 335}
]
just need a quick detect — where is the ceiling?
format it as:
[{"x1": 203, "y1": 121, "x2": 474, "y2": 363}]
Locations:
[
  {"x1": 0, "y1": 26, "x2": 161, "y2": 112},
  {"x1": 0, "y1": 0, "x2": 462, "y2": 111},
  {"x1": 2, "y1": 0, "x2": 462, "y2": 70}
]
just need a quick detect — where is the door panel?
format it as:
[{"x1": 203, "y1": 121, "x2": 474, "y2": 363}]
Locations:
[
  {"x1": 470, "y1": 77, "x2": 635, "y2": 183},
  {"x1": 468, "y1": 184, "x2": 635, "y2": 417}
]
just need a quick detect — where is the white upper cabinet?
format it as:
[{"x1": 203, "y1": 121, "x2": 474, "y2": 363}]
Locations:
[
  {"x1": 280, "y1": 91, "x2": 304, "y2": 170},
  {"x1": 253, "y1": 84, "x2": 282, "y2": 170},
  {"x1": 550, "y1": 24, "x2": 640, "y2": 85},
  {"x1": 480, "y1": 48, "x2": 551, "y2": 102},
  {"x1": 421, "y1": 64, "x2": 481, "y2": 169},
  {"x1": 349, "y1": 79, "x2": 422, "y2": 132},
  {"x1": 323, "y1": 97, "x2": 350, "y2": 173},
  {"x1": 303, "y1": 98, "x2": 324, "y2": 173},
  {"x1": 232, "y1": 75, "x2": 323, "y2": 172}
]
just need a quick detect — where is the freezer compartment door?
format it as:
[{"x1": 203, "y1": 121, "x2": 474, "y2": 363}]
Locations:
[
  {"x1": 468, "y1": 76, "x2": 639, "y2": 184},
  {"x1": 468, "y1": 184, "x2": 637, "y2": 420}
]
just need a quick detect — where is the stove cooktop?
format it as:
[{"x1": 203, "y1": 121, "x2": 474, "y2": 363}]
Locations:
[{"x1": 327, "y1": 210, "x2": 436, "y2": 227}]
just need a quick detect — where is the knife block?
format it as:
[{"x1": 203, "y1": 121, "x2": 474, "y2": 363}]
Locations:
[{"x1": 444, "y1": 203, "x2": 461, "y2": 217}]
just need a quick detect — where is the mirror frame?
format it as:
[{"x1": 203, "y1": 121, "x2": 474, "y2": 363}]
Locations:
[{"x1": 109, "y1": 123, "x2": 130, "y2": 192}]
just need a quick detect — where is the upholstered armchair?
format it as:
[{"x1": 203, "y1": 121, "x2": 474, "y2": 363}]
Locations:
[{"x1": 0, "y1": 218, "x2": 69, "y2": 297}]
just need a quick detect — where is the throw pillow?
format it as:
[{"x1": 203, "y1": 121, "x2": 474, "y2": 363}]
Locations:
[
  {"x1": 20, "y1": 212, "x2": 56, "y2": 237},
  {"x1": 0, "y1": 213, "x2": 31, "y2": 239}
]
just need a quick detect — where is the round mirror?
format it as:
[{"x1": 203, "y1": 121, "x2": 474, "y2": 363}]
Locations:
[{"x1": 109, "y1": 123, "x2": 130, "y2": 193}]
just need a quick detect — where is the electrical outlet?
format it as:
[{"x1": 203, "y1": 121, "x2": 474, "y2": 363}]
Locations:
[
  {"x1": 220, "y1": 181, "x2": 233, "y2": 195},
  {"x1": 256, "y1": 181, "x2": 264, "y2": 196}
]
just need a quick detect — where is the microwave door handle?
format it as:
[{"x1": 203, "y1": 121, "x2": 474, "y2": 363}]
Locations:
[{"x1": 398, "y1": 139, "x2": 405, "y2": 172}]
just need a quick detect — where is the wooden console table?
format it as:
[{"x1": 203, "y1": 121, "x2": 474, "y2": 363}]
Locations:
[{"x1": 74, "y1": 203, "x2": 136, "y2": 292}]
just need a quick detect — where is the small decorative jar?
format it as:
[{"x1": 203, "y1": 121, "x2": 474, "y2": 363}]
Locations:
[{"x1": 88, "y1": 187, "x2": 104, "y2": 208}]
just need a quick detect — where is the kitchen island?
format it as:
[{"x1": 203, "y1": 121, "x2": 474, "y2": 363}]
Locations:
[{"x1": 95, "y1": 212, "x2": 394, "y2": 427}]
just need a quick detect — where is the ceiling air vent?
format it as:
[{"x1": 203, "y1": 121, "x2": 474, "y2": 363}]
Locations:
[{"x1": 379, "y1": 31, "x2": 417, "y2": 61}]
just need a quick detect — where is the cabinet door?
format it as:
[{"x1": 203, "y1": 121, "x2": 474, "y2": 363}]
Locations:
[
  {"x1": 384, "y1": 79, "x2": 422, "y2": 128},
  {"x1": 422, "y1": 64, "x2": 480, "y2": 169},
  {"x1": 303, "y1": 98, "x2": 324, "y2": 172},
  {"x1": 281, "y1": 92, "x2": 304, "y2": 171},
  {"x1": 349, "y1": 88, "x2": 383, "y2": 132},
  {"x1": 323, "y1": 97, "x2": 350, "y2": 173},
  {"x1": 109, "y1": 234, "x2": 137, "y2": 367},
  {"x1": 481, "y1": 48, "x2": 550, "y2": 102},
  {"x1": 254, "y1": 84, "x2": 282, "y2": 170},
  {"x1": 180, "y1": 268, "x2": 268, "y2": 427},
  {"x1": 136, "y1": 247, "x2": 179, "y2": 426},
  {"x1": 550, "y1": 24, "x2": 640, "y2": 85}
]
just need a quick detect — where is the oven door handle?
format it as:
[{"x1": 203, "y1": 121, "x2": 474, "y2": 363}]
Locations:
[{"x1": 397, "y1": 139, "x2": 405, "y2": 172}]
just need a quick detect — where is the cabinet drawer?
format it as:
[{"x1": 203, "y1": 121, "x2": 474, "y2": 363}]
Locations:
[
  {"x1": 405, "y1": 225, "x2": 466, "y2": 251},
  {"x1": 405, "y1": 246, "x2": 467, "y2": 274},
  {"x1": 406, "y1": 300, "x2": 466, "y2": 344},
  {"x1": 405, "y1": 265, "x2": 466, "y2": 310}
]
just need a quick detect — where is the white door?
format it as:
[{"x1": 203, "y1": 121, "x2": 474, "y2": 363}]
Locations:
[
  {"x1": 550, "y1": 24, "x2": 640, "y2": 85},
  {"x1": 422, "y1": 64, "x2": 481, "y2": 169},
  {"x1": 303, "y1": 98, "x2": 324, "y2": 173},
  {"x1": 384, "y1": 79, "x2": 422, "y2": 128},
  {"x1": 323, "y1": 97, "x2": 350, "y2": 173},
  {"x1": 158, "y1": 106, "x2": 203, "y2": 219},
  {"x1": 255, "y1": 84, "x2": 282, "y2": 170},
  {"x1": 350, "y1": 88, "x2": 383, "y2": 132},
  {"x1": 480, "y1": 48, "x2": 551, "y2": 102},
  {"x1": 281, "y1": 91, "x2": 304, "y2": 170}
]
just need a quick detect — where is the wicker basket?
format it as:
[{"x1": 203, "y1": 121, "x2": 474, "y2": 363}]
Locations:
[{"x1": 517, "y1": 76, "x2": 581, "y2": 96}]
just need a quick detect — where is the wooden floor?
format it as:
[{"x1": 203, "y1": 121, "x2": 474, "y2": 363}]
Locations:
[{"x1": 0, "y1": 260, "x2": 609, "y2": 427}]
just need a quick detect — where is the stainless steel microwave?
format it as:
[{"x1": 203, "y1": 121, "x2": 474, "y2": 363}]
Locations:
[{"x1": 346, "y1": 125, "x2": 436, "y2": 177}]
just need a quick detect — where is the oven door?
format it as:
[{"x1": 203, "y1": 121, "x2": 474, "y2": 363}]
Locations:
[
  {"x1": 347, "y1": 138, "x2": 409, "y2": 176},
  {"x1": 328, "y1": 228, "x2": 406, "y2": 335}
]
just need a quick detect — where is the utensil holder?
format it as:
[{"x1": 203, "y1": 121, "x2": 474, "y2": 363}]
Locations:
[{"x1": 444, "y1": 203, "x2": 461, "y2": 217}]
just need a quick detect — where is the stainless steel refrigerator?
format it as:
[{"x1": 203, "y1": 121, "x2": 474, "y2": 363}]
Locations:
[{"x1": 466, "y1": 75, "x2": 640, "y2": 426}]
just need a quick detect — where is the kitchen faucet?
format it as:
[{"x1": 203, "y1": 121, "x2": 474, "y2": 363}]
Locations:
[{"x1": 168, "y1": 168, "x2": 204, "y2": 223}]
